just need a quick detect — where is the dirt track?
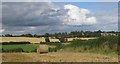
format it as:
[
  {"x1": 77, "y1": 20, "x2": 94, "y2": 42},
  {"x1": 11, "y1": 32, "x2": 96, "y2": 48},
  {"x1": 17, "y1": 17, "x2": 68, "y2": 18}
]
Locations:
[{"x1": 2, "y1": 52, "x2": 118, "y2": 62}]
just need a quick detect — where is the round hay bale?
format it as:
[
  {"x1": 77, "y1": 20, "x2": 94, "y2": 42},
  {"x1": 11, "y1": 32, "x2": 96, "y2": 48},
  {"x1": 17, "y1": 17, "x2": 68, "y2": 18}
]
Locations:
[{"x1": 37, "y1": 44, "x2": 49, "y2": 54}]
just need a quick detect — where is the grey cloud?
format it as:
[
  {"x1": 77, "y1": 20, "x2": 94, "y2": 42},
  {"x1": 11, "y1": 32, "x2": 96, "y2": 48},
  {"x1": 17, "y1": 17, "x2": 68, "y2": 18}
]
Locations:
[
  {"x1": 2, "y1": 2, "x2": 68, "y2": 34},
  {"x1": 2, "y1": 2, "x2": 64, "y2": 26}
]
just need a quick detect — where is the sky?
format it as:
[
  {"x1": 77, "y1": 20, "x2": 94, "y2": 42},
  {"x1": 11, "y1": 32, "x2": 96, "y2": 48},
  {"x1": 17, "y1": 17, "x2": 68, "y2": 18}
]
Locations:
[{"x1": 1, "y1": 2, "x2": 118, "y2": 35}]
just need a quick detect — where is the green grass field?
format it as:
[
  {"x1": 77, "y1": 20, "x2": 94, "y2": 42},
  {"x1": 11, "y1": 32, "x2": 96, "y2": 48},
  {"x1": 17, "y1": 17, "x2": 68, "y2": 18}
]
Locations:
[{"x1": 2, "y1": 44, "x2": 38, "y2": 52}]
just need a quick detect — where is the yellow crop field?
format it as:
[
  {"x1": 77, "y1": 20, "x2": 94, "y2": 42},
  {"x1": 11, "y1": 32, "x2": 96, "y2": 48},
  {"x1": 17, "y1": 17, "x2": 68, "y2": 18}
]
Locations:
[
  {"x1": 0, "y1": 37, "x2": 45, "y2": 43},
  {"x1": 0, "y1": 37, "x2": 97, "y2": 43},
  {"x1": 67, "y1": 37, "x2": 97, "y2": 41},
  {"x1": 0, "y1": 37, "x2": 60, "y2": 43}
]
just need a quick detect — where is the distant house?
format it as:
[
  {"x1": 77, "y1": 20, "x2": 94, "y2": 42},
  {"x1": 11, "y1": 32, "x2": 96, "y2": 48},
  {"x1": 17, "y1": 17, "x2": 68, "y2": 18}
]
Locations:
[{"x1": 101, "y1": 33, "x2": 117, "y2": 36}]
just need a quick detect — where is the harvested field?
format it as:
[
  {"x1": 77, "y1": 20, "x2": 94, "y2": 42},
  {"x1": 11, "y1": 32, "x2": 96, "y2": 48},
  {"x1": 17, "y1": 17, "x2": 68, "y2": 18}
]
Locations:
[
  {"x1": 0, "y1": 37, "x2": 59, "y2": 43},
  {"x1": 67, "y1": 37, "x2": 97, "y2": 41},
  {"x1": 1, "y1": 37, "x2": 45, "y2": 43},
  {"x1": 2, "y1": 52, "x2": 118, "y2": 62},
  {"x1": 50, "y1": 39, "x2": 60, "y2": 42},
  {"x1": 0, "y1": 37, "x2": 97, "y2": 43}
]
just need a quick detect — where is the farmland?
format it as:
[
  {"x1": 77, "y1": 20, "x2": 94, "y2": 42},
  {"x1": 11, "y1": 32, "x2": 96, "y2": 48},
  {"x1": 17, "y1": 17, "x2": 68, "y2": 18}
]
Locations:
[
  {"x1": 2, "y1": 52, "x2": 118, "y2": 62},
  {"x1": 1, "y1": 37, "x2": 48, "y2": 43},
  {"x1": 0, "y1": 37, "x2": 97, "y2": 43},
  {"x1": 1, "y1": 35, "x2": 119, "y2": 62},
  {"x1": 2, "y1": 44, "x2": 38, "y2": 52},
  {"x1": 2, "y1": 1, "x2": 119, "y2": 63}
]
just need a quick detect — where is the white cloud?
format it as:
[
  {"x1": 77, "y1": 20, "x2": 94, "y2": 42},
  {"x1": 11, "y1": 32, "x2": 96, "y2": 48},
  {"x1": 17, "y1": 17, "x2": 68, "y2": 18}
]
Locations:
[
  {"x1": 0, "y1": 29, "x2": 5, "y2": 33},
  {"x1": 63, "y1": 4, "x2": 96, "y2": 25}
]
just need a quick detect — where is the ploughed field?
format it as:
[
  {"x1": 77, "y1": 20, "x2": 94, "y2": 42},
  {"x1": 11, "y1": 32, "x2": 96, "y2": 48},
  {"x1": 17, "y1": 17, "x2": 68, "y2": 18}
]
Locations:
[
  {"x1": 2, "y1": 52, "x2": 118, "y2": 62},
  {"x1": 0, "y1": 37, "x2": 97, "y2": 43}
]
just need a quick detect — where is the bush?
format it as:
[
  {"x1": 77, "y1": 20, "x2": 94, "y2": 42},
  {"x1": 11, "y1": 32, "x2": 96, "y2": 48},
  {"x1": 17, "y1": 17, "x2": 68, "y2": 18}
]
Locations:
[
  {"x1": 59, "y1": 37, "x2": 65, "y2": 43},
  {"x1": 45, "y1": 37, "x2": 50, "y2": 42},
  {"x1": 40, "y1": 42, "x2": 46, "y2": 44},
  {"x1": 62, "y1": 35, "x2": 118, "y2": 53},
  {"x1": 42, "y1": 42, "x2": 64, "y2": 52},
  {"x1": 2, "y1": 42, "x2": 30, "y2": 45},
  {"x1": 49, "y1": 48, "x2": 57, "y2": 52}
]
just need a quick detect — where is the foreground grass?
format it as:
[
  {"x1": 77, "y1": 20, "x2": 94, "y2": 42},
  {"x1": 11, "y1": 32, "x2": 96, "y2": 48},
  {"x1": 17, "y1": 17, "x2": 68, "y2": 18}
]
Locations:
[{"x1": 45, "y1": 35, "x2": 118, "y2": 56}]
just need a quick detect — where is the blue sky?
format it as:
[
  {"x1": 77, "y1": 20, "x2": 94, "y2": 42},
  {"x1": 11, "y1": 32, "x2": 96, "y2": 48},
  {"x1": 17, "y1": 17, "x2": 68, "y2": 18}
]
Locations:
[
  {"x1": 53, "y1": 2, "x2": 118, "y2": 12},
  {"x1": 54, "y1": 2, "x2": 118, "y2": 31}
]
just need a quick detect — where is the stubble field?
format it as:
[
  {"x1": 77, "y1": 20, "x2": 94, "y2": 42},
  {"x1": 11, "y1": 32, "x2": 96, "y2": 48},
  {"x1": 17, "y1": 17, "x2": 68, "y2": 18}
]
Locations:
[
  {"x1": 0, "y1": 37, "x2": 97, "y2": 43},
  {"x1": 2, "y1": 52, "x2": 118, "y2": 62}
]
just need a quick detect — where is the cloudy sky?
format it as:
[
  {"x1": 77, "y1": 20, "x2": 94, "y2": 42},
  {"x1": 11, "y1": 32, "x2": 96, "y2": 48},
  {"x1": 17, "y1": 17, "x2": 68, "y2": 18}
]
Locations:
[{"x1": 1, "y1": 2, "x2": 118, "y2": 35}]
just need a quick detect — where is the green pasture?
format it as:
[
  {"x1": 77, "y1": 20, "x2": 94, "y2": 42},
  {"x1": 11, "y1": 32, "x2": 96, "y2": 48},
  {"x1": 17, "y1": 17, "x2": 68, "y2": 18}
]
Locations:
[{"x1": 2, "y1": 44, "x2": 39, "y2": 52}]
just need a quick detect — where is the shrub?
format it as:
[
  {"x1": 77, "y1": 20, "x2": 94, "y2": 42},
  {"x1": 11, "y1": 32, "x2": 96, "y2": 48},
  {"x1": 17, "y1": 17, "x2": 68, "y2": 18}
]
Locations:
[
  {"x1": 62, "y1": 35, "x2": 118, "y2": 53},
  {"x1": 49, "y1": 48, "x2": 57, "y2": 52},
  {"x1": 40, "y1": 42, "x2": 46, "y2": 44},
  {"x1": 45, "y1": 37, "x2": 50, "y2": 42},
  {"x1": 2, "y1": 42, "x2": 30, "y2": 45},
  {"x1": 59, "y1": 37, "x2": 66, "y2": 43},
  {"x1": 42, "y1": 42, "x2": 64, "y2": 52}
]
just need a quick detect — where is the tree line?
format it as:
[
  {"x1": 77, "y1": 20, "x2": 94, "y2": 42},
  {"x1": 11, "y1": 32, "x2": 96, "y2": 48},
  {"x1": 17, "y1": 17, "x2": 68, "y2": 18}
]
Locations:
[{"x1": 1, "y1": 30, "x2": 118, "y2": 38}]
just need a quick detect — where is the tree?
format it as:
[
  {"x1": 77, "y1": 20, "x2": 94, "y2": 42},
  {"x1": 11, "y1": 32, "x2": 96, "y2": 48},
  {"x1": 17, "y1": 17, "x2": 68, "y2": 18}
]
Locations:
[
  {"x1": 96, "y1": 30, "x2": 102, "y2": 33},
  {"x1": 45, "y1": 37, "x2": 50, "y2": 42},
  {"x1": 59, "y1": 37, "x2": 68, "y2": 43},
  {"x1": 5, "y1": 34, "x2": 13, "y2": 37},
  {"x1": 44, "y1": 33, "x2": 49, "y2": 37},
  {"x1": 44, "y1": 33, "x2": 50, "y2": 42},
  {"x1": 20, "y1": 34, "x2": 33, "y2": 37},
  {"x1": 33, "y1": 34, "x2": 39, "y2": 38},
  {"x1": 25, "y1": 34, "x2": 33, "y2": 37}
]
